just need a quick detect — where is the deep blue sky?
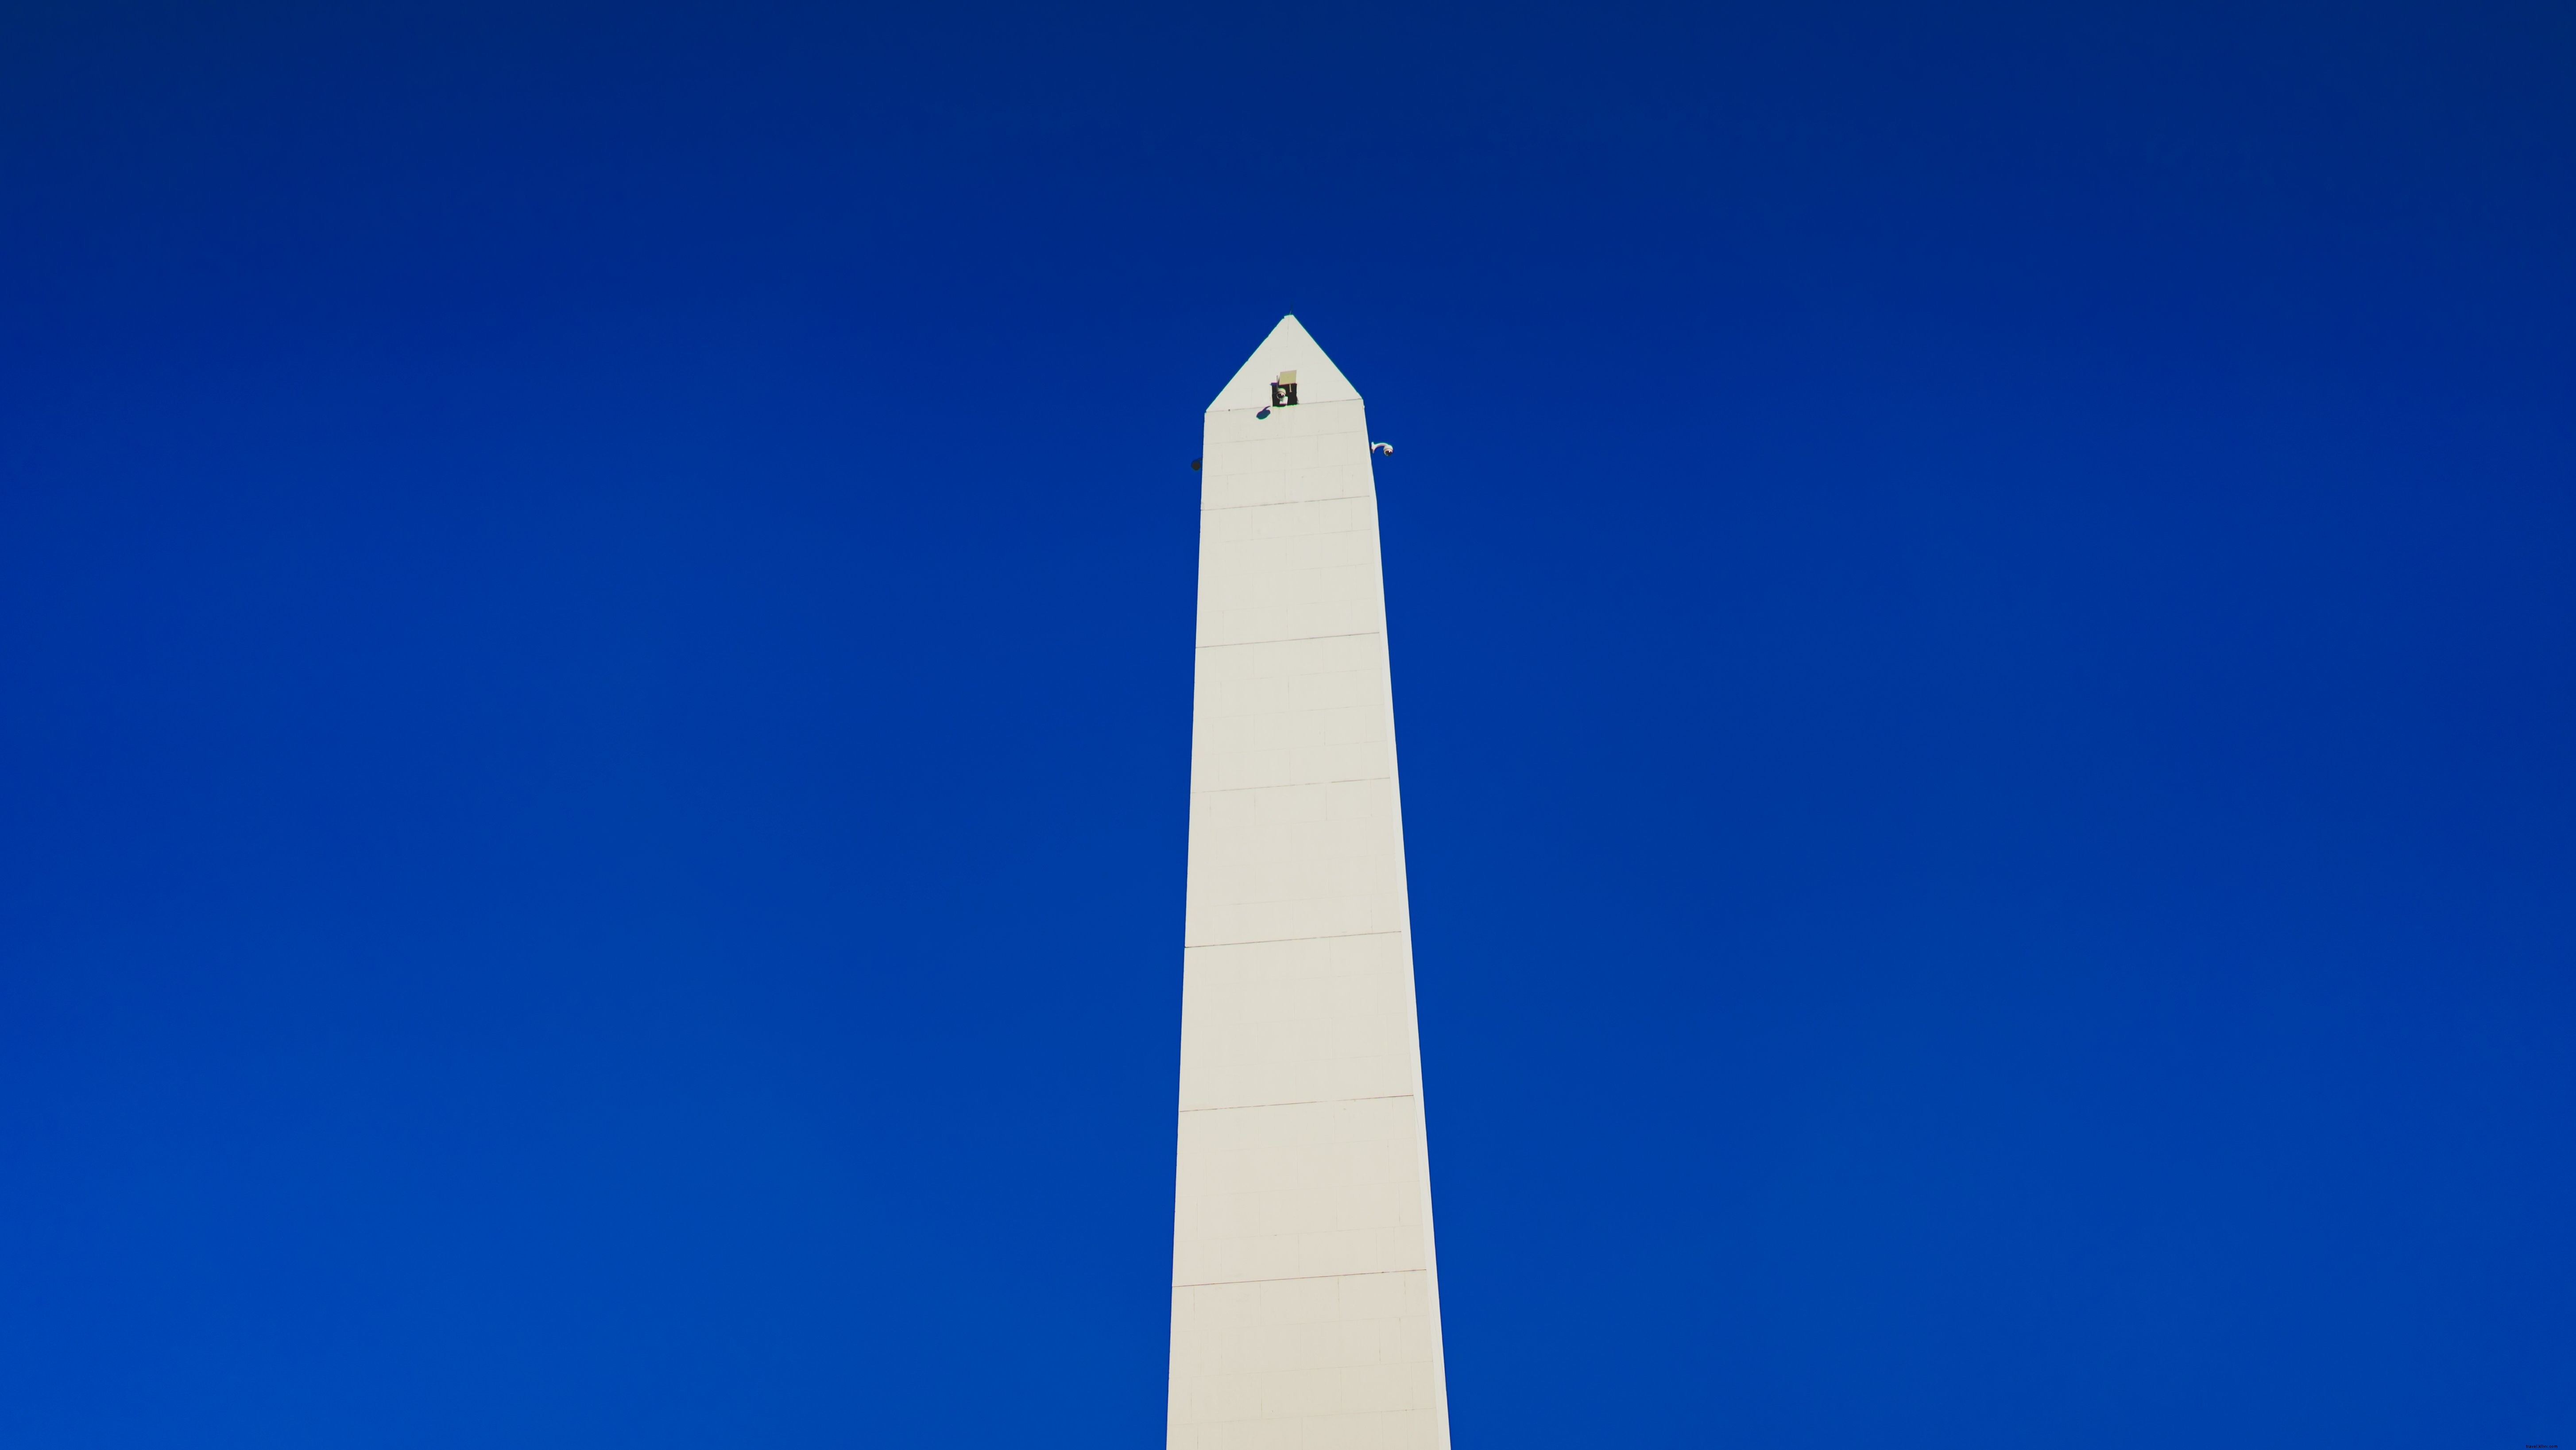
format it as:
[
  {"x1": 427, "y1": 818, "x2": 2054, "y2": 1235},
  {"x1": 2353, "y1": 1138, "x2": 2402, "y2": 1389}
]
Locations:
[{"x1": 4, "y1": 1, "x2": 2572, "y2": 1445}]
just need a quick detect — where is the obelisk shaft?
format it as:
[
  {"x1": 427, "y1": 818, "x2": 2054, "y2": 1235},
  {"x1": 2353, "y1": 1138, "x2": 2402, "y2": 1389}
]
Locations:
[{"x1": 1168, "y1": 317, "x2": 1450, "y2": 1450}]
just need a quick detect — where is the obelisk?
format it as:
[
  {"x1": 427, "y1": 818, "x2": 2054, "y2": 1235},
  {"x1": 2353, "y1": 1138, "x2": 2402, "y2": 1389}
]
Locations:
[{"x1": 1167, "y1": 317, "x2": 1451, "y2": 1450}]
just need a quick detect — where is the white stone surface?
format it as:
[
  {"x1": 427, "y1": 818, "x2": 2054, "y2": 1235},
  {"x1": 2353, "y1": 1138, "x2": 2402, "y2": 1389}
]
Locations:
[{"x1": 1170, "y1": 317, "x2": 1450, "y2": 1450}]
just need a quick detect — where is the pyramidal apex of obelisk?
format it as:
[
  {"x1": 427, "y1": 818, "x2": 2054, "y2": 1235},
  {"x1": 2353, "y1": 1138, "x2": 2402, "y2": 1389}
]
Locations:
[
  {"x1": 1168, "y1": 318, "x2": 1450, "y2": 1450},
  {"x1": 1205, "y1": 314, "x2": 1362, "y2": 413}
]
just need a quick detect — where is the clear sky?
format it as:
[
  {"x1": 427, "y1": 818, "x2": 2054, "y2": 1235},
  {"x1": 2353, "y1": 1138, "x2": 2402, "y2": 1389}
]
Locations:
[{"x1": 2, "y1": 2, "x2": 2570, "y2": 1446}]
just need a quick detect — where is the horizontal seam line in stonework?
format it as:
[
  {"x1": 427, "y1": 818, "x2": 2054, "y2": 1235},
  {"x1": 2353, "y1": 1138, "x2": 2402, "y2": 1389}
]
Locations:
[
  {"x1": 1202, "y1": 495, "x2": 1368, "y2": 512},
  {"x1": 1179, "y1": 1093, "x2": 1414, "y2": 1114},
  {"x1": 1197, "y1": 631, "x2": 1379, "y2": 650},
  {"x1": 1173, "y1": 1268, "x2": 1420, "y2": 1289},
  {"x1": 1184, "y1": 929, "x2": 1404, "y2": 949},
  {"x1": 1203, "y1": 525, "x2": 1367, "y2": 538},
  {"x1": 1192, "y1": 703, "x2": 1381, "y2": 720},
  {"x1": 1191, "y1": 775, "x2": 1390, "y2": 795},
  {"x1": 1203, "y1": 406, "x2": 1363, "y2": 417},
  {"x1": 1191, "y1": 717, "x2": 1384, "y2": 733}
]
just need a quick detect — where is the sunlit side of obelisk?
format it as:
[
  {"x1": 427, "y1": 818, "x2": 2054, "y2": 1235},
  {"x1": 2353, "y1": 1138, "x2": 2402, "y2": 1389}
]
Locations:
[{"x1": 1167, "y1": 317, "x2": 1450, "y2": 1450}]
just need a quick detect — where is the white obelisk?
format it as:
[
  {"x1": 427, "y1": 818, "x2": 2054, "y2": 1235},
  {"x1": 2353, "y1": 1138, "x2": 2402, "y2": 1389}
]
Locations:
[{"x1": 1168, "y1": 317, "x2": 1450, "y2": 1450}]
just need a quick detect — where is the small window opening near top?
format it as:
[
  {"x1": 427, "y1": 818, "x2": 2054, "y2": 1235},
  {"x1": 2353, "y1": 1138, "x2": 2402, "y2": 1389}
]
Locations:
[{"x1": 1271, "y1": 371, "x2": 1299, "y2": 407}]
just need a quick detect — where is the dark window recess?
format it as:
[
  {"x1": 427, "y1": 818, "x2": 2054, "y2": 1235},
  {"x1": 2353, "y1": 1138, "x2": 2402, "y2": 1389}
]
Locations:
[{"x1": 1270, "y1": 372, "x2": 1299, "y2": 407}]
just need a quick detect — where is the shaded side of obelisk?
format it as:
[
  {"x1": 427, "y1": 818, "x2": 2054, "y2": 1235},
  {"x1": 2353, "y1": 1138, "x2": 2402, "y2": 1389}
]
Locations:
[{"x1": 1167, "y1": 316, "x2": 1450, "y2": 1450}]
